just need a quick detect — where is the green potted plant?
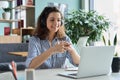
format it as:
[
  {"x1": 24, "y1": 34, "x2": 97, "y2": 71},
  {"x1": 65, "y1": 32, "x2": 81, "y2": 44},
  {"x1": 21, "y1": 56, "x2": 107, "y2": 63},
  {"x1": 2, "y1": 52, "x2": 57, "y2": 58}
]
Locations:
[
  {"x1": 65, "y1": 9, "x2": 110, "y2": 44},
  {"x1": 2, "y1": 7, "x2": 11, "y2": 20}
]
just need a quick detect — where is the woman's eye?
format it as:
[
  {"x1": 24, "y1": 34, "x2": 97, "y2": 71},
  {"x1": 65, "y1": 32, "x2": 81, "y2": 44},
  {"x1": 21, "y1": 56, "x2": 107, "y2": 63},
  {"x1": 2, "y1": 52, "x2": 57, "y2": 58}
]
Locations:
[
  {"x1": 49, "y1": 19, "x2": 61, "y2": 22},
  {"x1": 50, "y1": 20, "x2": 54, "y2": 21},
  {"x1": 58, "y1": 20, "x2": 62, "y2": 22},
  {"x1": 58, "y1": 20, "x2": 61, "y2": 22}
]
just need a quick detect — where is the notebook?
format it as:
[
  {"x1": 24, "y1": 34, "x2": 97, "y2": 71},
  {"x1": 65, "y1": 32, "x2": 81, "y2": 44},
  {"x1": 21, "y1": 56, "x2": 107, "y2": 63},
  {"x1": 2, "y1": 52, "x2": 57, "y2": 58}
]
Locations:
[{"x1": 58, "y1": 46, "x2": 115, "y2": 79}]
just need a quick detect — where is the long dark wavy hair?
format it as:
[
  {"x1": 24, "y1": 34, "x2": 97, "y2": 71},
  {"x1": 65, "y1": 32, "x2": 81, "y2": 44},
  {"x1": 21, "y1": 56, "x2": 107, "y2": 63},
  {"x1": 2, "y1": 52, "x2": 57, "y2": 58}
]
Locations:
[{"x1": 34, "y1": 6, "x2": 66, "y2": 40}]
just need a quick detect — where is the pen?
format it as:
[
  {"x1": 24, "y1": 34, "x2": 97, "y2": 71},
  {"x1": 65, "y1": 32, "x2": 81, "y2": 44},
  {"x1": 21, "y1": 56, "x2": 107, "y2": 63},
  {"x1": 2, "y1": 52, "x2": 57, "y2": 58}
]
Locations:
[{"x1": 9, "y1": 61, "x2": 18, "y2": 80}]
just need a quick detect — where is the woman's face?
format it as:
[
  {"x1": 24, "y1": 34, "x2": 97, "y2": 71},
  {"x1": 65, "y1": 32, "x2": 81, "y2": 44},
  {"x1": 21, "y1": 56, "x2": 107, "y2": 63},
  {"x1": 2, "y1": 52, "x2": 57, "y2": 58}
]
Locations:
[{"x1": 47, "y1": 12, "x2": 62, "y2": 33}]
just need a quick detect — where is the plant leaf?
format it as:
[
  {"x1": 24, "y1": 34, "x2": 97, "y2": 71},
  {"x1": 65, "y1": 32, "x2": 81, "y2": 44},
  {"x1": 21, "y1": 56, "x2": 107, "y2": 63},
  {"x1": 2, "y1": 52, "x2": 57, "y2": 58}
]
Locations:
[
  {"x1": 102, "y1": 36, "x2": 106, "y2": 45},
  {"x1": 114, "y1": 34, "x2": 117, "y2": 45}
]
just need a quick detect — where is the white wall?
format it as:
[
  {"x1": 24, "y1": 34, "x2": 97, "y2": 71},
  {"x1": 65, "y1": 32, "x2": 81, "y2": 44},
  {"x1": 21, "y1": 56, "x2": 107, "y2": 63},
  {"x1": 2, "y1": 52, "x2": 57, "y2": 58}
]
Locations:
[{"x1": 94, "y1": 0, "x2": 117, "y2": 23}]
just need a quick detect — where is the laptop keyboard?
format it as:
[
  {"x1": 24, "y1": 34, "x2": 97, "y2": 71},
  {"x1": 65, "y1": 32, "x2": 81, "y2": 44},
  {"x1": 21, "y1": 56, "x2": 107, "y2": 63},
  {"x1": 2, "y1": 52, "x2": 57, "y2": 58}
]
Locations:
[{"x1": 69, "y1": 73, "x2": 77, "y2": 76}]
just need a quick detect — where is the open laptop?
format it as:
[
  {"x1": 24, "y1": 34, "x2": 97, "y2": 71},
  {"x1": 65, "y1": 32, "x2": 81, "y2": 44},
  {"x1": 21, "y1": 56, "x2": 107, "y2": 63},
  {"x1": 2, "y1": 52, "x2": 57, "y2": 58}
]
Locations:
[{"x1": 58, "y1": 46, "x2": 115, "y2": 79}]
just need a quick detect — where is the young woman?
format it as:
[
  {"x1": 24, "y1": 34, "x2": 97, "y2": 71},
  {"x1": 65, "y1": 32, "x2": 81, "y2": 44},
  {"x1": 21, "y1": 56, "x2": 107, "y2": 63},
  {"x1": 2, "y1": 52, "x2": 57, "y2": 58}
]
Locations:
[{"x1": 26, "y1": 6, "x2": 80, "y2": 69}]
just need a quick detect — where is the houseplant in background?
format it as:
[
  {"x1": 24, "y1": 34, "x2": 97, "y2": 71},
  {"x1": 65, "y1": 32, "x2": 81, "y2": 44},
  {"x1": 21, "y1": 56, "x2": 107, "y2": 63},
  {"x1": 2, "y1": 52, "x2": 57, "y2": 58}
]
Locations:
[
  {"x1": 2, "y1": 7, "x2": 11, "y2": 20},
  {"x1": 65, "y1": 9, "x2": 110, "y2": 45}
]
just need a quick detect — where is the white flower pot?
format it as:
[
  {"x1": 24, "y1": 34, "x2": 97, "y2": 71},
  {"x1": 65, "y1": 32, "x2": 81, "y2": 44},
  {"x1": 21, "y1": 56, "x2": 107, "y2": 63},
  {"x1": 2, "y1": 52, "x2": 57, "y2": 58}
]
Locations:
[{"x1": 2, "y1": 12, "x2": 10, "y2": 20}]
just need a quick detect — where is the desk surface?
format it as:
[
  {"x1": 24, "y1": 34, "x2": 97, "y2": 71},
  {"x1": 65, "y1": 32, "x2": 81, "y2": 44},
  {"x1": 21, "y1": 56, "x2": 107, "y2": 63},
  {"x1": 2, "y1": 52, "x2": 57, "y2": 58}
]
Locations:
[
  {"x1": 8, "y1": 52, "x2": 28, "y2": 57},
  {"x1": 0, "y1": 69, "x2": 120, "y2": 80}
]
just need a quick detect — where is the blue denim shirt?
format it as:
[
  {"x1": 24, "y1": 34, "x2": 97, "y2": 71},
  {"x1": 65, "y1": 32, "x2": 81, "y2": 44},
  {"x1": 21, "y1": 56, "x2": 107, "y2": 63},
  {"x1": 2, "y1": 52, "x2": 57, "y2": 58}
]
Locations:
[{"x1": 26, "y1": 35, "x2": 75, "y2": 69}]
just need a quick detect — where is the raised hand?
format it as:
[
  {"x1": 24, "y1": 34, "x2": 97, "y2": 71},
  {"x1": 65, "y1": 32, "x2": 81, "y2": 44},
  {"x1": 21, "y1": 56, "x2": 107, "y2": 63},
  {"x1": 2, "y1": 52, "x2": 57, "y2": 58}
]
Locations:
[{"x1": 52, "y1": 41, "x2": 71, "y2": 53}]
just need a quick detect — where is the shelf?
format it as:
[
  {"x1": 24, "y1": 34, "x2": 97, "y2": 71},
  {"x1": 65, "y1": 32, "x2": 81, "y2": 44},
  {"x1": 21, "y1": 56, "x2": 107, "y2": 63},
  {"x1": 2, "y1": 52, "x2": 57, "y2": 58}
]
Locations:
[
  {"x1": 0, "y1": 0, "x2": 13, "y2": 1},
  {"x1": 14, "y1": 5, "x2": 35, "y2": 10},
  {"x1": 21, "y1": 28, "x2": 35, "y2": 35},
  {"x1": 21, "y1": 27, "x2": 34, "y2": 30},
  {"x1": 0, "y1": 19, "x2": 19, "y2": 23},
  {"x1": 0, "y1": 35, "x2": 22, "y2": 43},
  {"x1": 12, "y1": 28, "x2": 35, "y2": 36}
]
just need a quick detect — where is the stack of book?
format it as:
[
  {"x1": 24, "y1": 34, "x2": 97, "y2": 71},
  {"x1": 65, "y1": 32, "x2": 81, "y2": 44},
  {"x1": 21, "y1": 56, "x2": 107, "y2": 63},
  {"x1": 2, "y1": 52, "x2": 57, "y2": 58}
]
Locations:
[{"x1": 16, "y1": 0, "x2": 34, "y2": 6}]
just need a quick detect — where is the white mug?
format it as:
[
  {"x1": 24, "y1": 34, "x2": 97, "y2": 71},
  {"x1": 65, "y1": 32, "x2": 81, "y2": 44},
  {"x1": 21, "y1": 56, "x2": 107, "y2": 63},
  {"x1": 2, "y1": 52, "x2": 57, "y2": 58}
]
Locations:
[{"x1": 25, "y1": 69, "x2": 35, "y2": 80}]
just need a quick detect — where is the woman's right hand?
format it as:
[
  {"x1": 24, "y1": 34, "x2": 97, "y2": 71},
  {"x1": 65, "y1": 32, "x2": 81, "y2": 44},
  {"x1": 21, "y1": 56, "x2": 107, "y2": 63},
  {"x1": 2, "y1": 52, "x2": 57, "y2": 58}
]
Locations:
[{"x1": 51, "y1": 41, "x2": 71, "y2": 54}]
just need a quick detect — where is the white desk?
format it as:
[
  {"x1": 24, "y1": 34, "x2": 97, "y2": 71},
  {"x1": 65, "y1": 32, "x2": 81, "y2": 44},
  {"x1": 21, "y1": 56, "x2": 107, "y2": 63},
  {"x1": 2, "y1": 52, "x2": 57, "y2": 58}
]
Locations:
[{"x1": 0, "y1": 69, "x2": 120, "y2": 80}]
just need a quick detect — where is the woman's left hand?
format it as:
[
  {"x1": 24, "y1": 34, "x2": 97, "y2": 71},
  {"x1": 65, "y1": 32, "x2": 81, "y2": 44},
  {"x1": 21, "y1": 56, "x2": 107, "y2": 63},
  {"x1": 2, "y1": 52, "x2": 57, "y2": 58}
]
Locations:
[{"x1": 63, "y1": 42, "x2": 73, "y2": 52}]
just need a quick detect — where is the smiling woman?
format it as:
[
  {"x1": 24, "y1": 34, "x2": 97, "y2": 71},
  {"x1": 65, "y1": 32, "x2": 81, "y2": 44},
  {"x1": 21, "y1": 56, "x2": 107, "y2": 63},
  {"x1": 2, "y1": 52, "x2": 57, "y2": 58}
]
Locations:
[{"x1": 25, "y1": 6, "x2": 80, "y2": 69}]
